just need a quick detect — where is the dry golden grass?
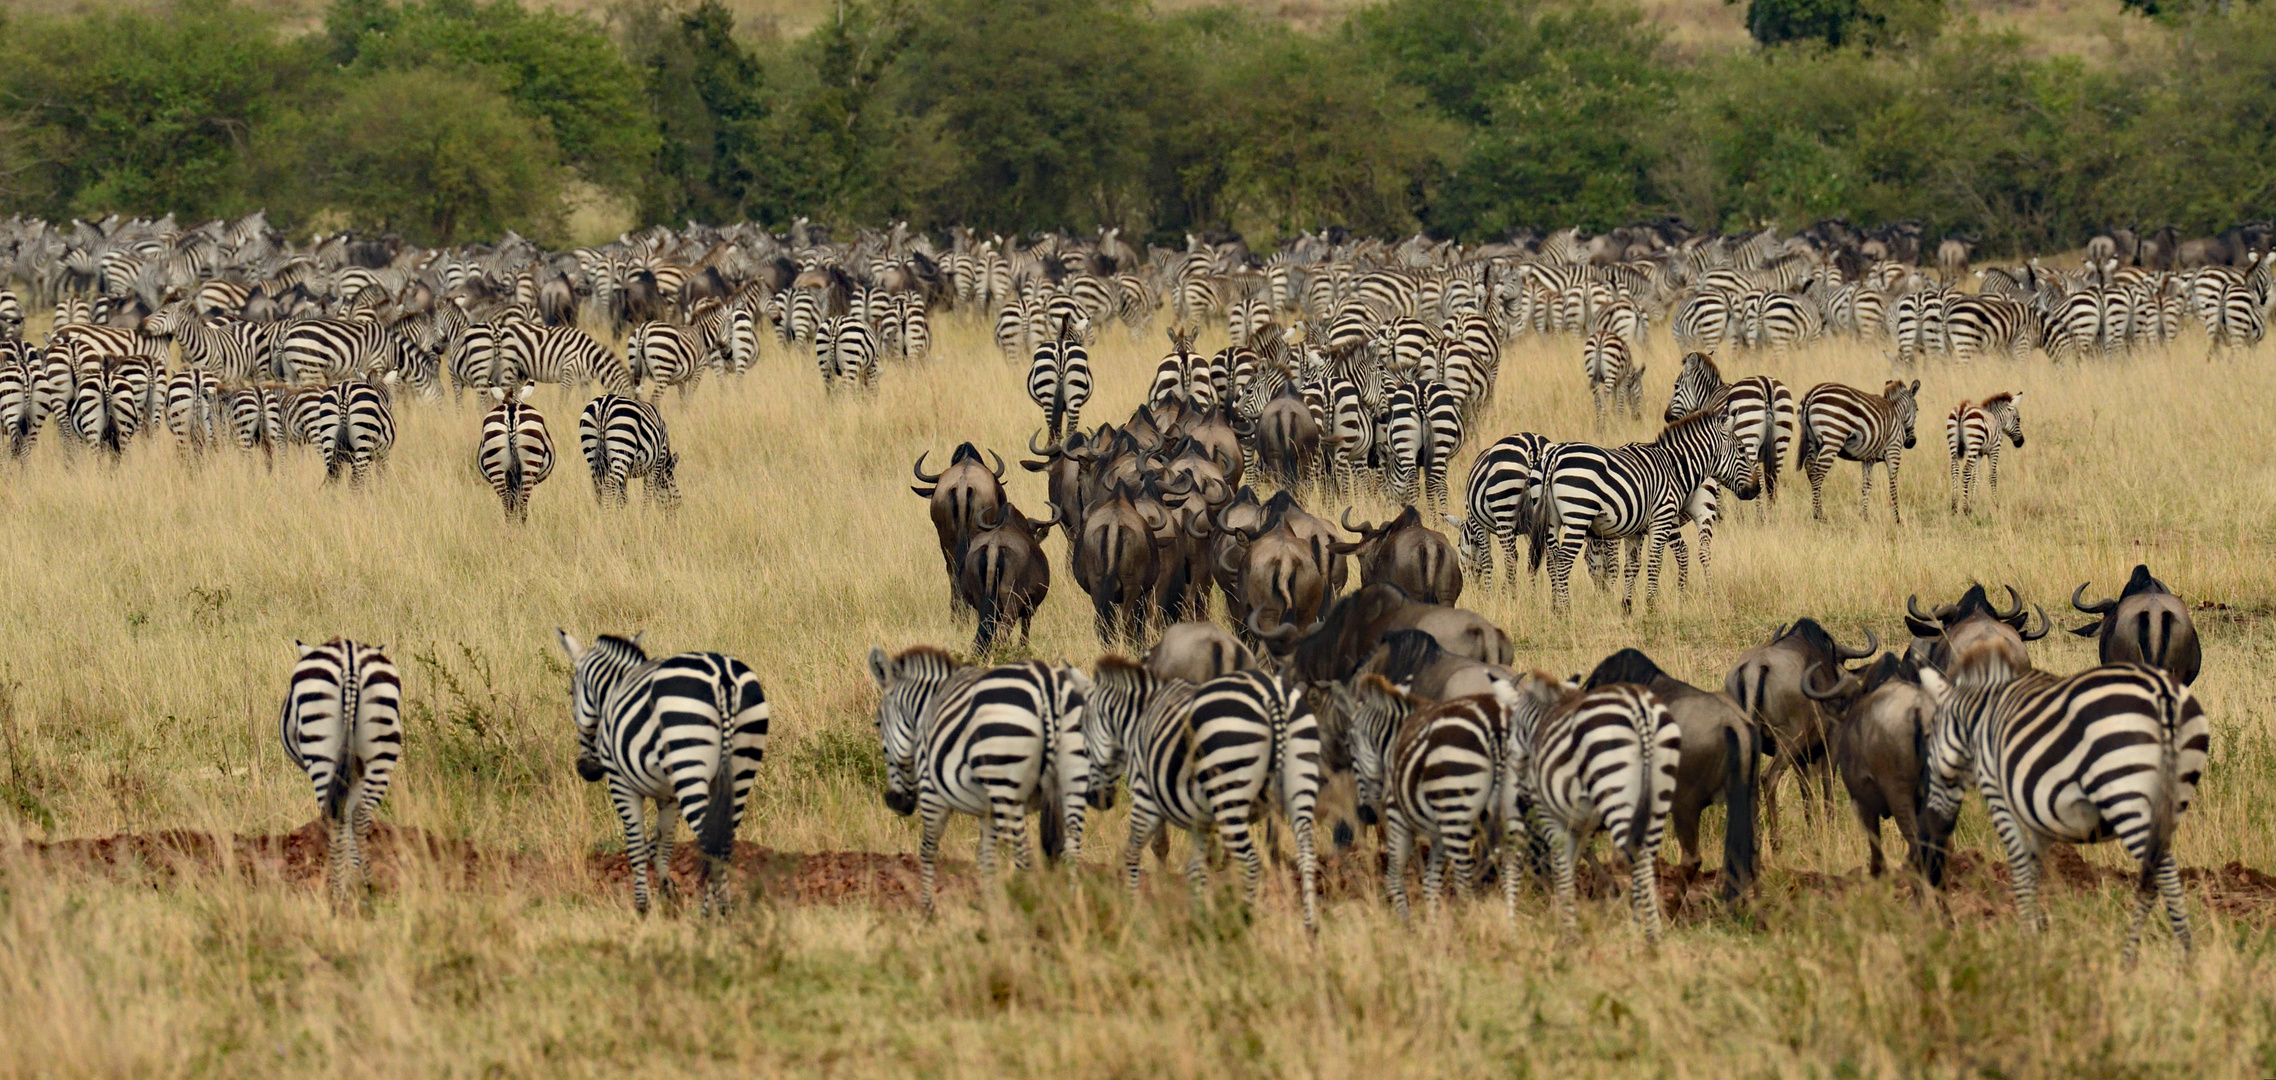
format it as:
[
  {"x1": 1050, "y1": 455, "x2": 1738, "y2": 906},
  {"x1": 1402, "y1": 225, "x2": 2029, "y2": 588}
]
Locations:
[{"x1": 1, "y1": 306, "x2": 2274, "y2": 1077}]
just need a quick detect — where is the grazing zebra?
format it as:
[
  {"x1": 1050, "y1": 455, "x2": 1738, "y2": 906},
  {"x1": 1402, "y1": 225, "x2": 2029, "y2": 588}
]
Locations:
[
  {"x1": 1340, "y1": 675, "x2": 1527, "y2": 924},
  {"x1": 814, "y1": 316, "x2": 878, "y2": 391},
  {"x1": 1946, "y1": 392, "x2": 2024, "y2": 513},
  {"x1": 1671, "y1": 291, "x2": 1735, "y2": 352},
  {"x1": 1455, "y1": 431, "x2": 1553, "y2": 587},
  {"x1": 557, "y1": 632, "x2": 769, "y2": 915},
  {"x1": 0, "y1": 352, "x2": 50, "y2": 459},
  {"x1": 1797, "y1": 379, "x2": 1920, "y2": 524},
  {"x1": 71, "y1": 357, "x2": 149, "y2": 456},
  {"x1": 279, "y1": 638, "x2": 403, "y2": 907},
  {"x1": 1891, "y1": 289, "x2": 1949, "y2": 364},
  {"x1": 1504, "y1": 672, "x2": 1681, "y2": 946},
  {"x1": 142, "y1": 302, "x2": 269, "y2": 384},
  {"x1": 224, "y1": 384, "x2": 287, "y2": 467},
  {"x1": 1026, "y1": 321, "x2": 1092, "y2": 443},
  {"x1": 1916, "y1": 641, "x2": 2208, "y2": 963},
  {"x1": 1529, "y1": 405, "x2": 1761, "y2": 613},
  {"x1": 478, "y1": 383, "x2": 555, "y2": 523},
  {"x1": 1582, "y1": 330, "x2": 1641, "y2": 425},
  {"x1": 626, "y1": 321, "x2": 706, "y2": 402},
  {"x1": 1944, "y1": 295, "x2": 2038, "y2": 362},
  {"x1": 1387, "y1": 380, "x2": 1463, "y2": 511},
  {"x1": 1086, "y1": 660, "x2": 1326, "y2": 927},
  {"x1": 276, "y1": 317, "x2": 394, "y2": 385},
  {"x1": 688, "y1": 300, "x2": 758, "y2": 374},
  {"x1": 445, "y1": 321, "x2": 514, "y2": 403},
  {"x1": 578, "y1": 393, "x2": 679, "y2": 507},
  {"x1": 503, "y1": 323, "x2": 633, "y2": 393},
  {"x1": 311, "y1": 379, "x2": 396, "y2": 486},
  {"x1": 163, "y1": 367, "x2": 222, "y2": 453},
  {"x1": 1745, "y1": 290, "x2": 1824, "y2": 355},
  {"x1": 868, "y1": 648, "x2": 1092, "y2": 914}
]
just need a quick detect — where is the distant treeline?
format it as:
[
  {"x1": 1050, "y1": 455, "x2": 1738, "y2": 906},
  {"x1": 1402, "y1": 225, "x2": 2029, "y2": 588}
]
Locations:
[{"x1": 0, "y1": 0, "x2": 2271, "y2": 252}]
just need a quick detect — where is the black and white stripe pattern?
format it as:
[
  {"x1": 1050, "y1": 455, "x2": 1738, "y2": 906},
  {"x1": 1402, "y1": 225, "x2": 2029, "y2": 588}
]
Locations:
[
  {"x1": 478, "y1": 383, "x2": 555, "y2": 522},
  {"x1": 311, "y1": 379, "x2": 396, "y2": 486},
  {"x1": 814, "y1": 316, "x2": 878, "y2": 391},
  {"x1": 1342, "y1": 675, "x2": 1527, "y2": 924},
  {"x1": 70, "y1": 357, "x2": 151, "y2": 456},
  {"x1": 143, "y1": 302, "x2": 270, "y2": 385},
  {"x1": 163, "y1": 367, "x2": 222, "y2": 453},
  {"x1": 1945, "y1": 391, "x2": 2024, "y2": 513},
  {"x1": 627, "y1": 321, "x2": 707, "y2": 402},
  {"x1": 1387, "y1": 380, "x2": 1463, "y2": 511},
  {"x1": 504, "y1": 323, "x2": 633, "y2": 393},
  {"x1": 558, "y1": 631, "x2": 769, "y2": 915},
  {"x1": 0, "y1": 350, "x2": 50, "y2": 459},
  {"x1": 1582, "y1": 329, "x2": 1641, "y2": 425},
  {"x1": 277, "y1": 317, "x2": 393, "y2": 385},
  {"x1": 1026, "y1": 324, "x2": 1092, "y2": 443},
  {"x1": 224, "y1": 384, "x2": 287, "y2": 467},
  {"x1": 868, "y1": 648, "x2": 1092, "y2": 914},
  {"x1": 1797, "y1": 379, "x2": 1920, "y2": 523},
  {"x1": 1505, "y1": 673, "x2": 1681, "y2": 945},
  {"x1": 1530, "y1": 405, "x2": 1759, "y2": 613},
  {"x1": 577, "y1": 393, "x2": 679, "y2": 507},
  {"x1": 1917, "y1": 645, "x2": 2208, "y2": 962},
  {"x1": 279, "y1": 638, "x2": 403, "y2": 906},
  {"x1": 1456, "y1": 431, "x2": 1551, "y2": 587}
]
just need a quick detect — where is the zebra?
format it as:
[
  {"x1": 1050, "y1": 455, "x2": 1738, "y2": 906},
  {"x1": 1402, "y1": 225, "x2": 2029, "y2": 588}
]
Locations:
[
  {"x1": 1386, "y1": 380, "x2": 1463, "y2": 511},
  {"x1": 889, "y1": 293, "x2": 931, "y2": 361},
  {"x1": 141, "y1": 302, "x2": 269, "y2": 385},
  {"x1": 478, "y1": 383, "x2": 555, "y2": 523},
  {"x1": 1945, "y1": 391, "x2": 2024, "y2": 513},
  {"x1": 445, "y1": 321, "x2": 514, "y2": 403},
  {"x1": 224, "y1": 384, "x2": 287, "y2": 467},
  {"x1": 1797, "y1": 379, "x2": 1920, "y2": 524},
  {"x1": 1944, "y1": 295, "x2": 2038, "y2": 362},
  {"x1": 0, "y1": 288, "x2": 20, "y2": 340},
  {"x1": 1671, "y1": 290, "x2": 1736, "y2": 352},
  {"x1": 1339, "y1": 674, "x2": 1528, "y2": 924},
  {"x1": 686, "y1": 300, "x2": 758, "y2": 375},
  {"x1": 1026, "y1": 320, "x2": 1093, "y2": 443},
  {"x1": 310, "y1": 378, "x2": 396, "y2": 486},
  {"x1": 814, "y1": 316, "x2": 878, "y2": 391},
  {"x1": 868, "y1": 647, "x2": 1092, "y2": 914},
  {"x1": 578, "y1": 393, "x2": 679, "y2": 507},
  {"x1": 1582, "y1": 330, "x2": 1642, "y2": 425},
  {"x1": 1916, "y1": 641, "x2": 2208, "y2": 963},
  {"x1": 626, "y1": 321, "x2": 707, "y2": 402},
  {"x1": 0, "y1": 351, "x2": 50, "y2": 459},
  {"x1": 503, "y1": 323, "x2": 633, "y2": 393},
  {"x1": 1529, "y1": 405, "x2": 1761, "y2": 613},
  {"x1": 70, "y1": 357, "x2": 150, "y2": 456},
  {"x1": 557, "y1": 631, "x2": 769, "y2": 915},
  {"x1": 1085, "y1": 659, "x2": 1325, "y2": 927},
  {"x1": 1891, "y1": 289, "x2": 1949, "y2": 363},
  {"x1": 1454, "y1": 431, "x2": 1552, "y2": 587},
  {"x1": 276, "y1": 317, "x2": 395, "y2": 384},
  {"x1": 1745, "y1": 290, "x2": 1824, "y2": 355},
  {"x1": 1503, "y1": 672, "x2": 1682, "y2": 946},
  {"x1": 163, "y1": 367, "x2": 222, "y2": 453},
  {"x1": 279, "y1": 638, "x2": 404, "y2": 907}
]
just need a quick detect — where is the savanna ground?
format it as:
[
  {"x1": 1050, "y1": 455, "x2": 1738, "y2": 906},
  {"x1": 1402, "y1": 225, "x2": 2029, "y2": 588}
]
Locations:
[{"x1": 2, "y1": 297, "x2": 2276, "y2": 1078}]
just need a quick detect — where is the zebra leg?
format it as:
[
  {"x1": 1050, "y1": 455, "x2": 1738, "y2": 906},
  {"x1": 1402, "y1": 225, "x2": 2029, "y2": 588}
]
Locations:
[
  {"x1": 918, "y1": 796, "x2": 949, "y2": 915},
  {"x1": 1446, "y1": 819, "x2": 1480, "y2": 908},
  {"x1": 1667, "y1": 536, "x2": 1689, "y2": 594},
  {"x1": 1385, "y1": 811, "x2": 1416, "y2": 922},
  {"x1": 1292, "y1": 805, "x2": 1319, "y2": 933},
  {"x1": 1642, "y1": 526, "x2": 1673, "y2": 613},
  {"x1": 1500, "y1": 815, "x2": 1524, "y2": 928},
  {"x1": 1697, "y1": 515, "x2": 1713, "y2": 586},
  {"x1": 326, "y1": 810, "x2": 355, "y2": 908},
  {"x1": 1422, "y1": 828, "x2": 1449, "y2": 922},
  {"x1": 1987, "y1": 443, "x2": 2000, "y2": 497},
  {"x1": 1547, "y1": 529, "x2": 1584, "y2": 613},
  {"x1": 1949, "y1": 453, "x2": 1962, "y2": 512},
  {"x1": 1122, "y1": 806, "x2": 1164, "y2": 895},
  {"x1": 2157, "y1": 851, "x2": 2192, "y2": 956},
  {"x1": 1886, "y1": 451, "x2": 1904, "y2": 525},
  {"x1": 1630, "y1": 841, "x2": 1663, "y2": 946},
  {"x1": 651, "y1": 797, "x2": 678, "y2": 904},
  {"x1": 1859, "y1": 461, "x2": 1875, "y2": 521},
  {"x1": 1183, "y1": 827, "x2": 1212, "y2": 903},
  {"x1": 999, "y1": 797, "x2": 1034, "y2": 873},
  {"x1": 1808, "y1": 452, "x2": 1832, "y2": 521},
  {"x1": 1546, "y1": 819, "x2": 1581, "y2": 945},
  {"x1": 608, "y1": 782, "x2": 655, "y2": 914}
]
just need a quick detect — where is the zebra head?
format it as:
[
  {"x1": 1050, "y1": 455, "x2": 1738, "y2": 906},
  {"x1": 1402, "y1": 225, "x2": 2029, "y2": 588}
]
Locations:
[
  {"x1": 1660, "y1": 403, "x2": 1761, "y2": 501},
  {"x1": 1448, "y1": 513, "x2": 1490, "y2": 577},
  {"x1": 1665, "y1": 351, "x2": 1722, "y2": 423},
  {"x1": 555, "y1": 630, "x2": 647, "y2": 782},
  {"x1": 1884, "y1": 379, "x2": 1922, "y2": 449},
  {"x1": 868, "y1": 645, "x2": 957, "y2": 816},
  {"x1": 1985, "y1": 391, "x2": 2024, "y2": 447}
]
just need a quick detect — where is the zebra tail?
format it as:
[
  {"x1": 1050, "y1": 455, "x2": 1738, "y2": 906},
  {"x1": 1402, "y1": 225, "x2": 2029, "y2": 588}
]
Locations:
[
  {"x1": 1795, "y1": 407, "x2": 1818, "y2": 471},
  {"x1": 696, "y1": 723, "x2": 738, "y2": 862},
  {"x1": 1525, "y1": 478, "x2": 1554, "y2": 573},
  {"x1": 1037, "y1": 666, "x2": 1066, "y2": 864},
  {"x1": 2140, "y1": 691, "x2": 2181, "y2": 897},
  {"x1": 324, "y1": 663, "x2": 361, "y2": 825},
  {"x1": 1759, "y1": 425, "x2": 1782, "y2": 498},
  {"x1": 1720, "y1": 724, "x2": 1758, "y2": 900},
  {"x1": 1623, "y1": 703, "x2": 1660, "y2": 863}
]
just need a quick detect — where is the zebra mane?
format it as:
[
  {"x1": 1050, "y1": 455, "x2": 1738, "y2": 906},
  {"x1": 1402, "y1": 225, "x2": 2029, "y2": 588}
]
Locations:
[
  {"x1": 593, "y1": 633, "x2": 647, "y2": 659},
  {"x1": 1948, "y1": 637, "x2": 2030, "y2": 691},
  {"x1": 894, "y1": 643, "x2": 957, "y2": 667},
  {"x1": 1094, "y1": 653, "x2": 1146, "y2": 677},
  {"x1": 1653, "y1": 399, "x2": 1728, "y2": 443},
  {"x1": 1980, "y1": 391, "x2": 2016, "y2": 410}
]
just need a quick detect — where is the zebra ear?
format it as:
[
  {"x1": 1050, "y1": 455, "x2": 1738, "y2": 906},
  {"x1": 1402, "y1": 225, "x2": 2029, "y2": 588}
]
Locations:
[
  {"x1": 867, "y1": 646, "x2": 893, "y2": 689},
  {"x1": 1916, "y1": 666, "x2": 1953, "y2": 703},
  {"x1": 556, "y1": 629, "x2": 585, "y2": 663},
  {"x1": 295, "y1": 639, "x2": 316, "y2": 658},
  {"x1": 517, "y1": 382, "x2": 535, "y2": 402},
  {"x1": 630, "y1": 630, "x2": 644, "y2": 648},
  {"x1": 489, "y1": 386, "x2": 507, "y2": 402}
]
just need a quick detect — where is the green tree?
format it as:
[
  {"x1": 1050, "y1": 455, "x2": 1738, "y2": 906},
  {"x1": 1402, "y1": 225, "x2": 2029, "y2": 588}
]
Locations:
[
  {"x1": 272, "y1": 68, "x2": 565, "y2": 244},
  {"x1": 626, "y1": 0, "x2": 773, "y2": 224}
]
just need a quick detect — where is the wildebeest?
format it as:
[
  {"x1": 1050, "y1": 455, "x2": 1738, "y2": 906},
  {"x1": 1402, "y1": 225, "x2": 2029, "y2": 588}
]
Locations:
[
  {"x1": 1236, "y1": 509, "x2": 1330, "y2": 655},
  {"x1": 1584, "y1": 648, "x2": 1759, "y2": 897},
  {"x1": 1803, "y1": 652, "x2": 1934, "y2": 878},
  {"x1": 2071, "y1": 564, "x2": 2200, "y2": 685},
  {"x1": 1725, "y1": 619, "x2": 1878, "y2": 841},
  {"x1": 959, "y1": 503, "x2": 1058, "y2": 654},
  {"x1": 1254, "y1": 381, "x2": 1321, "y2": 486},
  {"x1": 1902, "y1": 583, "x2": 2049, "y2": 672},
  {"x1": 1144, "y1": 621, "x2": 1257, "y2": 683},
  {"x1": 1337, "y1": 506, "x2": 1462, "y2": 605},
  {"x1": 1019, "y1": 428, "x2": 1090, "y2": 556},
  {"x1": 1078, "y1": 482, "x2": 1164, "y2": 647},
  {"x1": 912, "y1": 442, "x2": 1006, "y2": 615},
  {"x1": 1286, "y1": 583, "x2": 1511, "y2": 687}
]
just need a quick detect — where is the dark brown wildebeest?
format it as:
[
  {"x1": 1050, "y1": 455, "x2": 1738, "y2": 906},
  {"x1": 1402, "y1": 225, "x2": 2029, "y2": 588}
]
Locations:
[
  {"x1": 2071, "y1": 564, "x2": 2200, "y2": 685},
  {"x1": 1287, "y1": 583, "x2": 1510, "y2": 687},
  {"x1": 1804, "y1": 652, "x2": 1934, "y2": 878},
  {"x1": 1583, "y1": 648, "x2": 1760, "y2": 897},
  {"x1": 538, "y1": 274, "x2": 579, "y2": 327},
  {"x1": 1255, "y1": 381, "x2": 1320, "y2": 487},
  {"x1": 1237, "y1": 510, "x2": 1329, "y2": 657},
  {"x1": 1725, "y1": 618, "x2": 1878, "y2": 843},
  {"x1": 1078, "y1": 482, "x2": 1163, "y2": 647},
  {"x1": 1902, "y1": 583, "x2": 2048, "y2": 672},
  {"x1": 1338, "y1": 506, "x2": 1462, "y2": 605},
  {"x1": 912, "y1": 442, "x2": 1005, "y2": 614},
  {"x1": 959, "y1": 503, "x2": 1058, "y2": 654},
  {"x1": 1207, "y1": 486, "x2": 1271, "y2": 628},
  {"x1": 1019, "y1": 428, "x2": 1090, "y2": 557},
  {"x1": 1145, "y1": 621, "x2": 1256, "y2": 683}
]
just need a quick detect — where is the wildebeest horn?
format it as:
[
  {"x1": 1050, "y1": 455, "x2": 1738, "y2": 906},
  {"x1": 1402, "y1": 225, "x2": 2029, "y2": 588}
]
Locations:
[
  {"x1": 1246, "y1": 608, "x2": 1303, "y2": 645},
  {"x1": 1027, "y1": 429, "x2": 1056, "y2": 458},
  {"x1": 2071, "y1": 581, "x2": 2117, "y2": 615},
  {"x1": 1799, "y1": 662, "x2": 1861, "y2": 702},
  {"x1": 1905, "y1": 594, "x2": 1933, "y2": 624},
  {"x1": 1992, "y1": 585, "x2": 2025, "y2": 622},
  {"x1": 912, "y1": 451, "x2": 943, "y2": 484},
  {"x1": 1035, "y1": 503, "x2": 1062, "y2": 532},
  {"x1": 2018, "y1": 604, "x2": 2050, "y2": 641},
  {"x1": 1340, "y1": 507, "x2": 1380, "y2": 536},
  {"x1": 1201, "y1": 476, "x2": 1231, "y2": 506},
  {"x1": 1185, "y1": 509, "x2": 1214, "y2": 539},
  {"x1": 1835, "y1": 627, "x2": 1879, "y2": 661},
  {"x1": 976, "y1": 505, "x2": 1002, "y2": 530},
  {"x1": 987, "y1": 449, "x2": 1006, "y2": 479},
  {"x1": 1137, "y1": 502, "x2": 1169, "y2": 532}
]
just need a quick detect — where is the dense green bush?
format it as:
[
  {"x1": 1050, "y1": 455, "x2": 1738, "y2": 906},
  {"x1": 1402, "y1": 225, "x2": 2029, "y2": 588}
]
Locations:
[{"x1": 1, "y1": 0, "x2": 2273, "y2": 251}]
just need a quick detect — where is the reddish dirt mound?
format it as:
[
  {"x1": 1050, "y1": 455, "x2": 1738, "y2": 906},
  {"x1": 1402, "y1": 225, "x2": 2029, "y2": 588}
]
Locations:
[{"x1": 13, "y1": 829, "x2": 2276, "y2": 924}]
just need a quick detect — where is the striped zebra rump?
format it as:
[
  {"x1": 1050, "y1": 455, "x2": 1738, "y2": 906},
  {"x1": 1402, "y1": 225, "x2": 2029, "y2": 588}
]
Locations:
[
  {"x1": 277, "y1": 318, "x2": 389, "y2": 385},
  {"x1": 163, "y1": 367, "x2": 222, "y2": 453},
  {"x1": 1917, "y1": 647, "x2": 2208, "y2": 960},
  {"x1": 1723, "y1": 375, "x2": 1794, "y2": 507},
  {"x1": 479, "y1": 383, "x2": 555, "y2": 522},
  {"x1": 1187, "y1": 670, "x2": 1324, "y2": 928},
  {"x1": 627, "y1": 322, "x2": 706, "y2": 402},
  {"x1": 507, "y1": 324, "x2": 632, "y2": 393},
  {"x1": 0, "y1": 353, "x2": 50, "y2": 459},
  {"x1": 224, "y1": 384, "x2": 287, "y2": 466},
  {"x1": 1797, "y1": 379, "x2": 1919, "y2": 523},
  {"x1": 1457, "y1": 431, "x2": 1549, "y2": 585},
  {"x1": 559, "y1": 632, "x2": 770, "y2": 915},
  {"x1": 1506, "y1": 673, "x2": 1681, "y2": 945},
  {"x1": 1083, "y1": 657, "x2": 1211, "y2": 894},
  {"x1": 578, "y1": 393, "x2": 678, "y2": 507},
  {"x1": 1582, "y1": 330, "x2": 1639, "y2": 425},
  {"x1": 1346, "y1": 676, "x2": 1526, "y2": 923},
  {"x1": 814, "y1": 316, "x2": 878, "y2": 391},
  {"x1": 279, "y1": 637, "x2": 403, "y2": 906},
  {"x1": 868, "y1": 648, "x2": 1092, "y2": 913},
  {"x1": 315, "y1": 379, "x2": 396, "y2": 487},
  {"x1": 0, "y1": 288, "x2": 20, "y2": 340},
  {"x1": 892, "y1": 294, "x2": 930, "y2": 361},
  {"x1": 70, "y1": 357, "x2": 149, "y2": 456}
]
